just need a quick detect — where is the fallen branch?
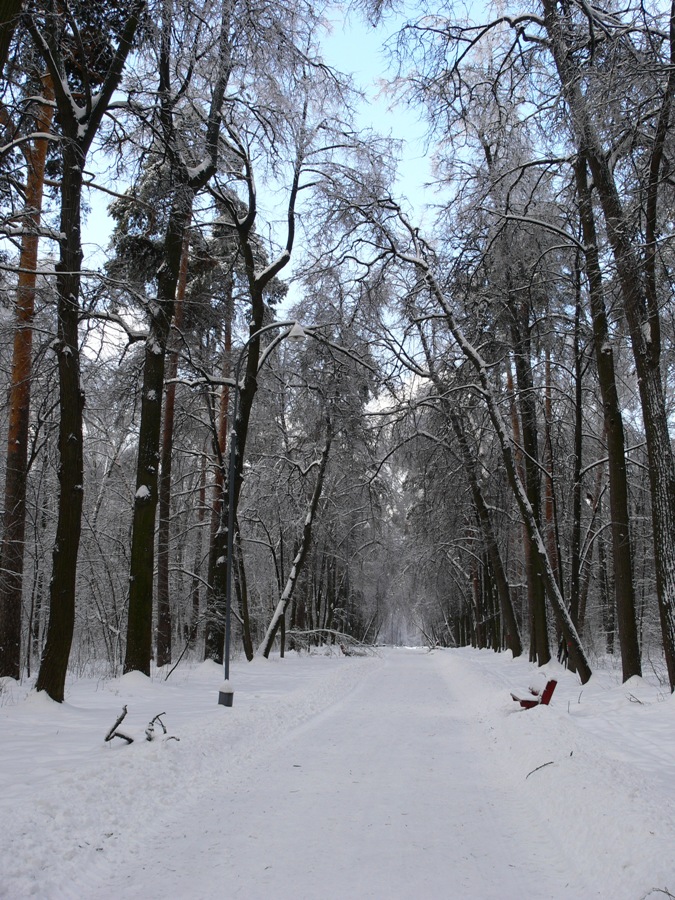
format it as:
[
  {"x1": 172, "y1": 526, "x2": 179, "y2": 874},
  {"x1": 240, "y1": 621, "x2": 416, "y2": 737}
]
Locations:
[
  {"x1": 145, "y1": 712, "x2": 167, "y2": 741},
  {"x1": 627, "y1": 693, "x2": 645, "y2": 704},
  {"x1": 339, "y1": 642, "x2": 376, "y2": 658},
  {"x1": 287, "y1": 629, "x2": 379, "y2": 656},
  {"x1": 104, "y1": 705, "x2": 134, "y2": 744},
  {"x1": 525, "y1": 761, "x2": 554, "y2": 779},
  {"x1": 144, "y1": 711, "x2": 179, "y2": 741},
  {"x1": 105, "y1": 707, "x2": 180, "y2": 745},
  {"x1": 165, "y1": 622, "x2": 199, "y2": 681}
]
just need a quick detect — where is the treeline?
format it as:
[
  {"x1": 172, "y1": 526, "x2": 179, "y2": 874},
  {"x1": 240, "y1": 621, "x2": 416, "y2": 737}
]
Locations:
[{"x1": 1, "y1": 0, "x2": 675, "y2": 699}]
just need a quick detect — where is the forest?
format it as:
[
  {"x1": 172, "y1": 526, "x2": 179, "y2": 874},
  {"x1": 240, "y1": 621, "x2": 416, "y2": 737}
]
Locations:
[{"x1": 1, "y1": 0, "x2": 675, "y2": 702}]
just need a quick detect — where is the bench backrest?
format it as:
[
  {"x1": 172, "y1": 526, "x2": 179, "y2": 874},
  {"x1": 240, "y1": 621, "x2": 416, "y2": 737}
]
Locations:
[{"x1": 540, "y1": 679, "x2": 558, "y2": 705}]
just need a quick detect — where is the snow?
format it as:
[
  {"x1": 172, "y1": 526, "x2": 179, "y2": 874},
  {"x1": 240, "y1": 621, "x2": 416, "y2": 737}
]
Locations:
[
  {"x1": 135, "y1": 485, "x2": 151, "y2": 500},
  {"x1": 1, "y1": 647, "x2": 674, "y2": 899},
  {"x1": 186, "y1": 161, "x2": 210, "y2": 182}
]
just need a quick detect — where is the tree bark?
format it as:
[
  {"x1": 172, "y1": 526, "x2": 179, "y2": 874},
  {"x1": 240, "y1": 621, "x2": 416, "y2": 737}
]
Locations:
[
  {"x1": 124, "y1": 191, "x2": 191, "y2": 675},
  {"x1": 543, "y1": 349, "x2": 563, "y2": 596},
  {"x1": 0, "y1": 74, "x2": 53, "y2": 679},
  {"x1": 509, "y1": 303, "x2": 550, "y2": 666},
  {"x1": 30, "y1": 2, "x2": 144, "y2": 700},
  {"x1": 34, "y1": 139, "x2": 85, "y2": 701},
  {"x1": 203, "y1": 283, "x2": 233, "y2": 663},
  {"x1": 189, "y1": 448, "x2": 208, "y2": 635},
  {"x1": 575, "y1": 155, "x2": 641, "y2": 681},
  {"x1": 156, "y1": 230, "x2": 190, "y2": 668},
  {"x1": 569, "y1": 290, "x2": 584, "y2": 642},
  {"x1": 234, "y1": 528, "x2": 254, "y2": 660}
]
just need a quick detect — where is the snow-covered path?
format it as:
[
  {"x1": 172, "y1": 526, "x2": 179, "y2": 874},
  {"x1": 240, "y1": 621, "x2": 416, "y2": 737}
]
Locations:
[
  {"x1": 2, "y1": 646, "x2": 674, "y2": 899},
  {"x1": 90, "y1": 650, "x2": 549, "y2": 899}
]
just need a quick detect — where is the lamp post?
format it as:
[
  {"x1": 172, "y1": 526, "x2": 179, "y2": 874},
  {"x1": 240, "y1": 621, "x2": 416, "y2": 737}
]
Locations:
[{"x1": 218, "y1": 320, "x2": 307, "y2": 706}]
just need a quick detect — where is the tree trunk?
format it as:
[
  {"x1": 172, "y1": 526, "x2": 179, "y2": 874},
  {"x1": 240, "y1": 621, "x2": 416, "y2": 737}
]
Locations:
[
  {"x1": 575, "y1": 154, "x2": 642, "y2": 681},
  {"x1": 124, "y1": 193, "x2": 191, "y2": 675},
  {"x1": 507, "y1": 362, "x2": 532, "y2": 655},
  {"x1": 204, "y1": 124, "x2": 303, "y2": 663},
  {"x1": 0, "y1": 74, "x2": 53, "y2": 679},
  {"x1": 156, "y1": 230, "x2": 190, "y2": 668},
  {"x1": 28, "y1": 0, "x2": 145, "y2": 700},
  {"x1": 543, "y1": 349, "x2": 564, "y2": 595},
  {"x1": 234, "y1": 528, "x2": 254, "y2": 660},
  {"x1": 471, "y1": 556, "x2": 484, "y2": 648},
  {"x1": 125, "y1": 2, "x2": 230, "y2": 674},
  {"x1": 569, "y1": 291, "x2": 584, "y2": 644},
  {"x1": 578, "y1": 462, "x2": 604, "y2": 639},
  {"x1": 509, "y1": 305, "x2": 550, "y2": 666},
  {"x1": 34, "y1": 142, "x2": 85, "y2": 701},
  {"x1": 189, "y1": 449, "x2": 208, "y2": 635},
  {"x1": 597, "y1": 515, "x2": 614, "y2": 655},
  {"x1": 449, "y1": 411, "x2": 522, "y2": 657},
  {"x1": 204, "y1": 283, "x2": 233, "y2": 663}
]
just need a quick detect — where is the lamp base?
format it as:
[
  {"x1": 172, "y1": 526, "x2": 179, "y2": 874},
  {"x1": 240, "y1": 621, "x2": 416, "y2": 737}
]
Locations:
[{"x1": 218, "y1": 682, "x2": 234, "y2": 707}]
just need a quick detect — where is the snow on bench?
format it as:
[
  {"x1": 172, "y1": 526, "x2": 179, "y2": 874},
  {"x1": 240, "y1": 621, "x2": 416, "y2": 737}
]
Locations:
[{"x1": 511, "y1": 678, "x2": 557, "y2": 710}]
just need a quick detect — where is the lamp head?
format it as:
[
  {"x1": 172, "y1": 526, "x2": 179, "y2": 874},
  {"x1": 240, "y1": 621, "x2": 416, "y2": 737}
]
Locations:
[{"x1": 287, "y1": 321, "x2": 307, "y2": 342}]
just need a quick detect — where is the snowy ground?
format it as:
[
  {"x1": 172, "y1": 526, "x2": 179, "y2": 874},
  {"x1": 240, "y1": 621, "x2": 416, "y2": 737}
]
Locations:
[{"x1": 1, "y1": 646, "x2": 674, "y2": 899}]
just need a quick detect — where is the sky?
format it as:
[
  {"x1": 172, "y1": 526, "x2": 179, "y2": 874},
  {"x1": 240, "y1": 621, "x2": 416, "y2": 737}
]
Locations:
[
  {"x1": 1, "y1": 645, "x2": 674, "y2": 898},
  {"x1": 82, "y1": 7, "x2": 432, "y2": 271},
  {"x1": 321, "y1": 6, "x2": 433, "y2": 204}
]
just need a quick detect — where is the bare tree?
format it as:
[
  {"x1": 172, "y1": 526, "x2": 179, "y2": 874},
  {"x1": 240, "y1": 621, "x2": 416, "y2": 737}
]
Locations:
[
  {"x1": 541, "y1": 0, "x2": 675, "y2": 688},
  {"x1": 25, "y1": 0, "x2": 145, "y2": 701},
  {"x1": 394, "y1": 0, "x2": 673, "y2": 683},
  {"x1": 351, "y1": 198, "x2": 593, "y2": 680},
  {"x1": 124, "y1": 0, "x2": 231, "y2": 675}
]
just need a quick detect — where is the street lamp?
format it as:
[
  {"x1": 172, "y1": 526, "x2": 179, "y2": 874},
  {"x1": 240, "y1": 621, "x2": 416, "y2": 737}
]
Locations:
[{"x1": 218, "y1": 320, "x2": 307, "y2": 706}]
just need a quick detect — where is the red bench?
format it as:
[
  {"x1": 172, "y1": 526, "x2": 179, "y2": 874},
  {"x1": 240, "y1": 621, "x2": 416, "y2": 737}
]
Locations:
[{"x1": 511, "y1": 678, "x2": 557, "y2": 709}]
